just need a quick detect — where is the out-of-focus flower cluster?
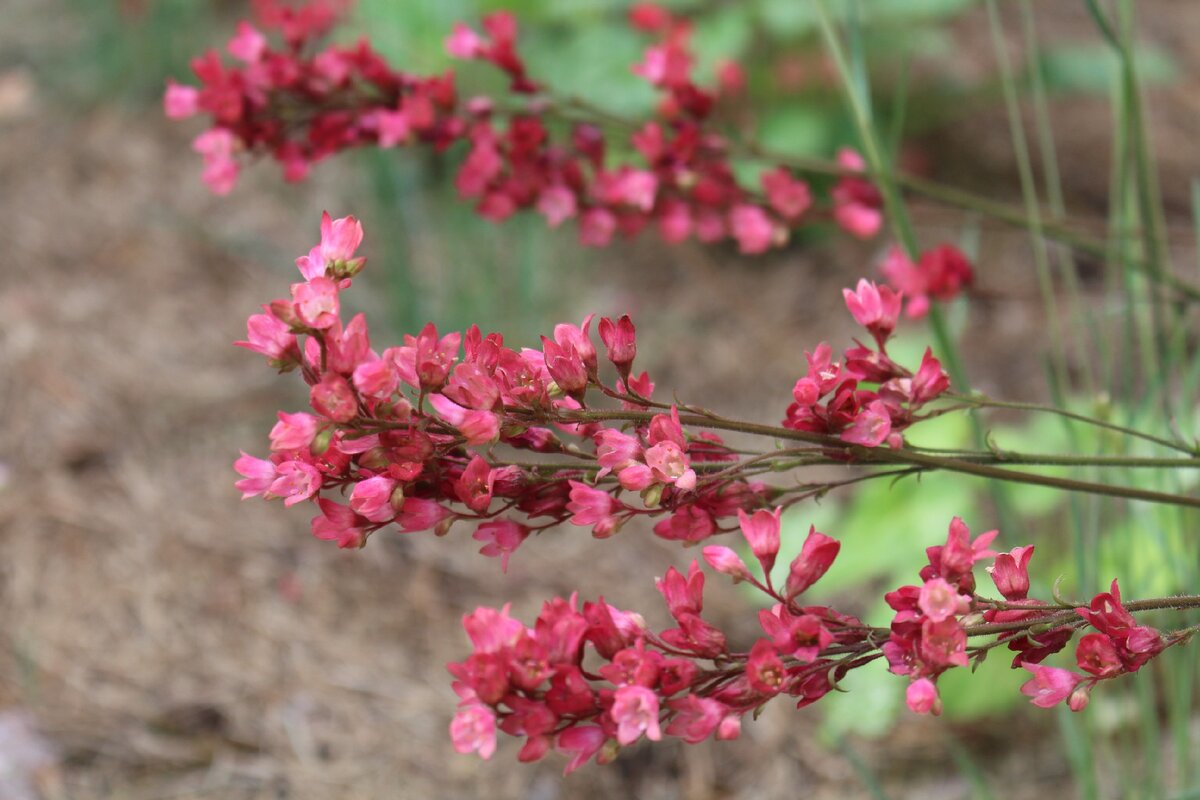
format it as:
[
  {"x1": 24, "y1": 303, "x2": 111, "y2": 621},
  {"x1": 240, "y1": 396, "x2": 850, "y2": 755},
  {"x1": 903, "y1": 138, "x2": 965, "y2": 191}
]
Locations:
[{"x1": 166, "y1": 1, "x2": 891, "y2": 252}]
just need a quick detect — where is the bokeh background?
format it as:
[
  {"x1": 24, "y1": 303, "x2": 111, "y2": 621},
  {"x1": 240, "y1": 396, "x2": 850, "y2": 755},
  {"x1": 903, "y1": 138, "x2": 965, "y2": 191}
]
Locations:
[{"x1": 3, "y1": 0, "x2": 1200, "y2": 797}]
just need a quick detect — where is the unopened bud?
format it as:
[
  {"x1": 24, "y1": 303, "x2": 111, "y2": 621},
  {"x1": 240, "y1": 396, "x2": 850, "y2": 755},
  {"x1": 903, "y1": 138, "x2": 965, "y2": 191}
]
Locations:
[
  {"x1": 389, "y1": 484, "x2": 406, "y2": 513},
  {"x1": 309, "y1": 427, "x2": 333, "y2": 456},
  {"x1": 434, "y1": 516, "x2": 457, "y2": 537},
  {"x1": 641, "y1": 483, "x2": 664, "y2": 508},
  {"x1": 1068, "y1": 683, "x2": 1092, "y2": 712}
]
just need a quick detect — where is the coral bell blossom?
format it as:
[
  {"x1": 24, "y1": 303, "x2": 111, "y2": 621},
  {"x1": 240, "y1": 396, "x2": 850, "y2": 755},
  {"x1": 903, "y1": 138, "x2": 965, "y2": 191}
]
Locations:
[
  {"x1": 737, "y1": 507, "x2": 782, "y2": 574},
  {"x1": 906, "y1": 677, "x2": 942, "y2": 715},
  {"x1": 1020, "y1": 663, "x2": 1085, "y2": 709},
  {"x1": 611, "y1": 685, "x2": 662, "y2": 745},
  {"x1": 450, "y1": 702, "x2": 497, "y2": 760},
  {"x1": 472, "y1": 519, "x2": 530, "y2": 572},
  {"x1": 702, "y1": 546, "x2": 752, "y2": 582},
  {"x1": 761, "y1": 167, "x2": 812, "y2": 220},
  {"x1": 785, "y1": 526, "x2": 840, "y2": 599},
  {"x1": 842, "y1": 279, "x2": 901, "y2": 349},
  {"x1": 598, "y1": 315, "x2": 637, "y2": 379}
]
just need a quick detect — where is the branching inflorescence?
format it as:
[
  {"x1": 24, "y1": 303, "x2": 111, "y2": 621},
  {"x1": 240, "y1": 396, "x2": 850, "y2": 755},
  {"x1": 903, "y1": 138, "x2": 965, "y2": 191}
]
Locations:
[
  {"x1": 232, "y1": 212, "x2": 1200, "y2": 774},
  {"x1": 163, "y1": 0, "x2": 985, "y2": 290}
]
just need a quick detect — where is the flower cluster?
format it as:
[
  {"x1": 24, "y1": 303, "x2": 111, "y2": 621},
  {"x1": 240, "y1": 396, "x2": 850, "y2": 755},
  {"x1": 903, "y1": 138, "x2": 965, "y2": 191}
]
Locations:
[
  {"x1": 447, "y1": 508, "x2": 856, "y2": 773},
  {"x1": 166, "y1": 1, "x2": 885, "y2": 252},
  {"x1": 448, "y1": 507, "x2": 1186, "y2": 773},
  {"x1": 784, "y1": 279, "x2": 950, "y2": 447},
  {"x1": 233, "y1": 213, "x2": 949, "y2": 566},
  {"x1": 230, "y1": 213, "x2": 1193, "y2": 773}
]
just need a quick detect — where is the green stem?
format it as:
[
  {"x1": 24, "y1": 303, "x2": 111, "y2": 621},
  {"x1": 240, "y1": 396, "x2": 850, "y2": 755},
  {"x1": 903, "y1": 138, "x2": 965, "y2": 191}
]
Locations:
[
  {"x1": 542, "y1": 408, "x2": 1200, "y2": 510},
  {"x1": 950, "y1": 394, "x2": 1195, "y2": 454}
]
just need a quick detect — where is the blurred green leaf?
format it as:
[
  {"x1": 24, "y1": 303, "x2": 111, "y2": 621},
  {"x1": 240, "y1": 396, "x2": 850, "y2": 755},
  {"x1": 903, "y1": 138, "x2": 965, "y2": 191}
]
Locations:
[
  {"x1": 1036, "y1": 43, "x2": 1177, "y2": 95},
  {"x1": 758, "y1": 106, "x2": 838, "y2": 157}
]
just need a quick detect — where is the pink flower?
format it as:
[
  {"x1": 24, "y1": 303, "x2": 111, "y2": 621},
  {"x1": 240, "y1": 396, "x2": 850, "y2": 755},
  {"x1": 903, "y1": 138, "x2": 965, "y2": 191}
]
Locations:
[
  {"x1": 745, "y1": 639, "x2": 786, "y2": 696},
  {"x1": 917, "y1": 577, "x2": 969, "y2": 623},
  {"x1": 656, "y1": 562, "x2": 705, "y2": 618},
  {"x1": 295, "y1": 212, "x2": 367, "y2": 280},
  {"x1": 553, "y1": 315, "x2": 597, "y2": 374},
  {"x1": 227, "y1": 21, "x2": 267, "y2": 62},
  {"x1": 445, "y1": 22, "x2": 484, "y2": 59},
  {"x1": 665, "y1": 695, "x2": 731, "y2": 744},
  {"x1": 841, "y1": 399, "x2": 892, "y2": 447},
  {"x1": 931, "y1": 517, "x2": 998, "y2": 587},
  {"x1": 615, "y1": 169, "x2": 658, "y2": 211},
  {"x1": 310, "y1": 373, "x2": 358, "y2": 423},
  {"x1": 644, "y1": 441, "x2": 696, "y2": 490},
  {"x1": 842, "y1": 279, "x2": 901, "y2": 349},
  {"x1": 429, "y1": 394, "x2": 499, "y2": 445},
  {"x1": 702, "y1": 545, "x2": 752, "y2": 582},
  {"x1": 759, "y1": 608, "x2": 833, "y2": 663},
  {"x1": 192, "y1": 128, "x2": 239, "y2": 195},
  {"x1": 473, "y1": 519, "x2": 530, "y2": 573},
  {"x1": 397, "y1": 497, "x2": 453, "y2": 532},
  {"x1": 594, "y1": 429, "x2": 642, "y2": 477},
  {"x1": 760, "y1": 167, "x2": 812, "y2": 220},
  {"x1": 352, "y1": 357, "x2": 398, "y2": 400},
  {"x1": 785, "y1": 526, "x2": 840, "y2": 599},
  {"x1": 657, "y1": 201, "x2": 692, "y2": 243},
  {"x1": 729, "y1": 204, "x2": 775, "y2": 254},
  {"x1": 579, "y1": 208, "x2": 617, "y2": 247},
  {"x1": 163, "y1": 80, "x2": 199, "y2": 120},
  {"x1": 269, "y1": 411, "x2": 319, "y2": 451},
  {"x1": 541, "y1": 336, "x2": 589, "y2": 396},
  {"x1": 234, "y1": 452, "x2": 276, "y2": 499},
  {"x1": 393, "y1": 323, "x2": 461, "y2": 390},
  {"x1": 988, "y1": 545, "x2": 1034, "y2": 600},
  {"x1": 566, "y1": 480, "x2": 619, "y2": 537},
  {"x1": 349, "y1": 475, "x2": 399, "y2": 523},
  {"x1": 629, "y1": 3, "x2": 673, "y2": 33},
  {"x1": 610, "y1": 685, "x2": 662, "y2": 745},
  {"x1": 1020, "y1": 663, "x2": 1085, "y2": 709},
  {"x1": 455, "y1": 455, "x2": 495, "y2": 512},
  {"x1": 450, "y1": 702, "x2": 497, "y2": 760},
  {"x1": 832, "y1": 148, "x2": 883, "y2": 239},
  {"x1": 462, "y1": 604, "x2": 526, "y2": 654},
  {"x1": 598, "y1": 315, "x2": 637, "y2": 379},
  {"x1": 291, "y1": 276, "x2": 340, "y2": 329},
  {"x1": 1075, "y1": 633, "x2": 1123, "y2": 678},
  {"x1": 906, "y1": 678, "x2": 941, "y2": 715},
  {"x1": 881, "y1": 244, "x2": 975, "y2": 318},
  {"x1": 536, "y1": 185, "x2": 577, "y2": 227},
  {"x1": 310, "y1": 499, "x2": 367, "y2": 549},
  {"x1": 269, "y1": 459, "x2": 322, "y2": 506},
  {"x1": 920, "y1": 618, "x2": 969, "y2": 669},
  {"x1": 909, "y1": 348, "x2": 950, "y2": 404},
  {"x1": 737, "y1": 507, "x2": 781, "y2": 574},
  {"x1": 236, "y1": 306, "x2": 299, "y2": 365},
  {"x1": 555, "y1": 726, "x2": 607, "y2": 776},
  {"x1": 653, "y1": 506, "x2": 714, "y2": 543}
]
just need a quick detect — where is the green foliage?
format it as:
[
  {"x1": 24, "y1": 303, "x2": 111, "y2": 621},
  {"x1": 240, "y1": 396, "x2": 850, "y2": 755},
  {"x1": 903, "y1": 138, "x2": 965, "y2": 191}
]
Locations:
[{"x1": 1035, "y1": 43, "x2": 1177, "y2": 95}]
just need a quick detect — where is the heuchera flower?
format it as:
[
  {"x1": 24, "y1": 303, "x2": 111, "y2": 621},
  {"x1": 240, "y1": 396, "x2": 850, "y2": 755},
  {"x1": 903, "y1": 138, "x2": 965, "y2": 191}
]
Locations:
[
  {"x1": 906, "y1": 677, "x2": 941, "y2": 716},
  {"x1": 170, "y1": 3, "x2": 885, "y2": 255},
  {"x1": 784, "y1": 526, "x2": 840, "y2": 599},
  {"x1": 1019, "y1": 663, "x2": 1085, "y2": 709},
  {"x1": 737, "y1": 507, "x2": 781, "y2": 574},
  {"x1": 881, "y1": 243, "x2": 975, "y2": 318}
]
